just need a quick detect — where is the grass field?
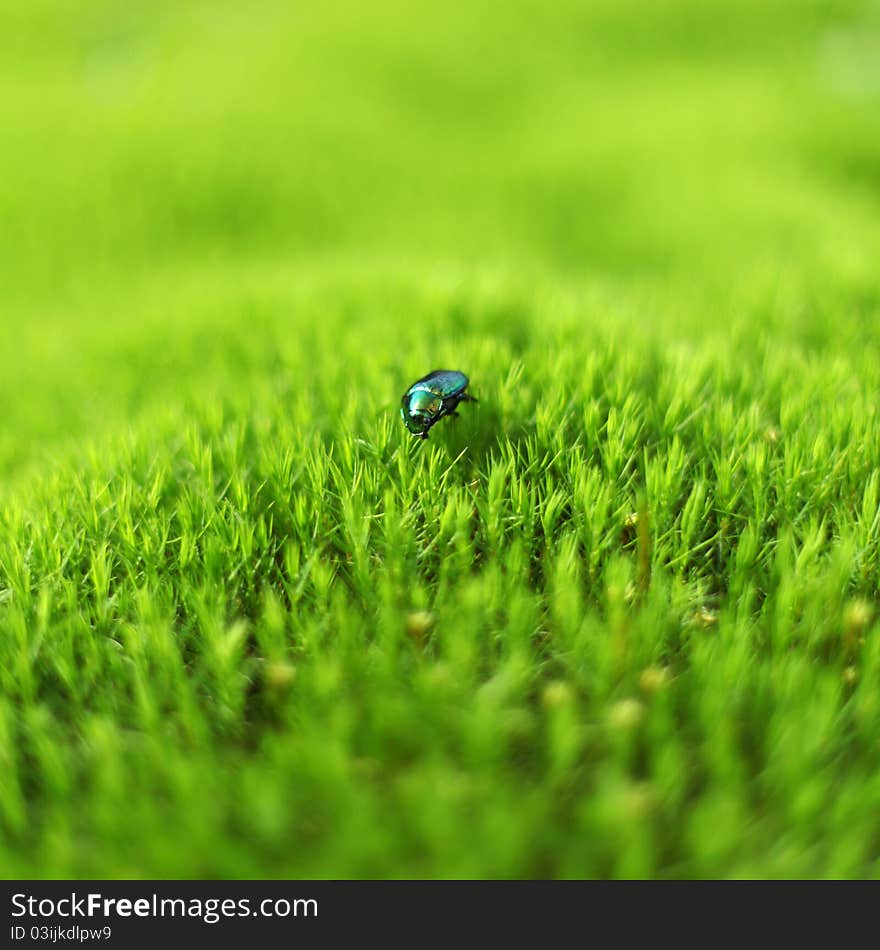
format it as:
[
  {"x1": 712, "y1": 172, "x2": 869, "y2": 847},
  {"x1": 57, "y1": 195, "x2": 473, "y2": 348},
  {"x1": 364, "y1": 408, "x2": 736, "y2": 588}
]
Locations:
[{"x1": 2, "y1": 0, "x2": 880, "y2": 878}]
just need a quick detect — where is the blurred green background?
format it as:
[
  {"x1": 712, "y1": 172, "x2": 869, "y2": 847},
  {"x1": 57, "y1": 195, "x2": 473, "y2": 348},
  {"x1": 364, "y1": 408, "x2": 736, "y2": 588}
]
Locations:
[
  {"x1": 3, "y1": 0, "x2": 880, "y2": 878},
  {"x1": 3, "y1": 0, "x2": 879, "y2": 478}
]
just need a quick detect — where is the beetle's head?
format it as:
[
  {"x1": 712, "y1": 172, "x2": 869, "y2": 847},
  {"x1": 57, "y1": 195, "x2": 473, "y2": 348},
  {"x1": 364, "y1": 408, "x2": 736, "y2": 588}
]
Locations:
[{"x1": 401, "y1": 390, "x2": 442, "y2": 435}]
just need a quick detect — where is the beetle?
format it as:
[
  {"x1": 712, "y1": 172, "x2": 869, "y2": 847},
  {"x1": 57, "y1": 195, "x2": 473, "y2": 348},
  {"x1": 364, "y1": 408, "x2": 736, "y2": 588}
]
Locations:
[{"x1": 400, "y1": 369, "x2": 477, "y2": 439}]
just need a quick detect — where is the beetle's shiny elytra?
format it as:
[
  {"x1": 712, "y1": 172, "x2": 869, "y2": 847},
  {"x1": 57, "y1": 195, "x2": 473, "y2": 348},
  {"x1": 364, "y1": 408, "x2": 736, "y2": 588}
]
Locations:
[{"x1": 400, "y1": 369, "x2": 476, "y2": 439}]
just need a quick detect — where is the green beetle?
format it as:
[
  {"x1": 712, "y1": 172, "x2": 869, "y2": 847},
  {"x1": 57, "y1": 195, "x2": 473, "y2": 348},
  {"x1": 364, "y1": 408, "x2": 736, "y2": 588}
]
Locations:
[{"x1": 400, "y1": 370, "x2": 477, "y2": 439}]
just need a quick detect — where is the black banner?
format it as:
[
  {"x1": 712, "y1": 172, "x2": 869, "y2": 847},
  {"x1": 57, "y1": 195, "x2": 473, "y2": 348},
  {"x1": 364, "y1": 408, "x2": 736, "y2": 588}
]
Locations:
[{"x1": 0, "y1": 879, "x2": 866, "y2": 946}]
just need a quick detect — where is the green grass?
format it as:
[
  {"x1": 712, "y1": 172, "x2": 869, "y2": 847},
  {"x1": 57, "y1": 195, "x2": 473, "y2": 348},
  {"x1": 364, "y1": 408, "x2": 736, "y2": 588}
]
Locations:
[{"x1": 2, "y1": 0, "x2": 880, "y2": 878}]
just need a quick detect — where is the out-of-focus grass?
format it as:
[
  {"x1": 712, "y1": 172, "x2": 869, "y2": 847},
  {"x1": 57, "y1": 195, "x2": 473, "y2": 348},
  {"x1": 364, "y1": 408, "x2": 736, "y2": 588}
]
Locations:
[{"x1": 1, "y1": 0, "x2": 880, "y2": 877}]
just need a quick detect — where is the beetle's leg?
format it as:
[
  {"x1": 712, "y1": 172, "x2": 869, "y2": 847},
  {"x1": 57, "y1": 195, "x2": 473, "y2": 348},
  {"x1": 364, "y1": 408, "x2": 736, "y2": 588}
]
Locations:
[
  {"x1": 461, "y1": 393, "x2": 478, "y2": 403},
  {"x1": 421, "y1": 431, "x2": 429, "y2": 440}
]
